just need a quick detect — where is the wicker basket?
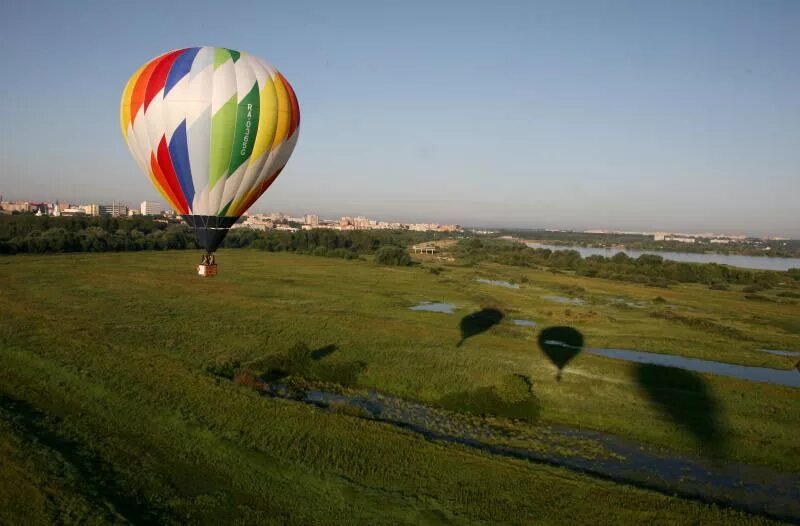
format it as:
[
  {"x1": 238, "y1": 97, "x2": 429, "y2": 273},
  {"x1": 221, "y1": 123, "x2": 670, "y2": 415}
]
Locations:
[{"x1": 197, "y1": 264, "x2": 218, "y2": 277}]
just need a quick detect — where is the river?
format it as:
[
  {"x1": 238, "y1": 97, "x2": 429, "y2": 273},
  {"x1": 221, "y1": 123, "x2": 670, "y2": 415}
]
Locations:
[{"x1": 525, "y1": 242, "x2": 800, "y2": 271}]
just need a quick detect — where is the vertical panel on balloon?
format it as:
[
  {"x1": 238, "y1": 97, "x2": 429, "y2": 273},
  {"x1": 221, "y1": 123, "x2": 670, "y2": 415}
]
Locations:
[
  {"x1": 219, "y1": 57, "x2": 261, "y2": 217},
  {"x1": 185, "y1": 47, "x2": 214, "y2": 215},
  {"x1": 208, "y1": 50, "x2": 237, "y2": 214}
]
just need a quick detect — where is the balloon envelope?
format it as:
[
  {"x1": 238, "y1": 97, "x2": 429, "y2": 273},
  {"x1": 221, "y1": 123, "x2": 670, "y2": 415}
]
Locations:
[{"x1": 120, "y1": 47, "x2": 300, "y2": 252}]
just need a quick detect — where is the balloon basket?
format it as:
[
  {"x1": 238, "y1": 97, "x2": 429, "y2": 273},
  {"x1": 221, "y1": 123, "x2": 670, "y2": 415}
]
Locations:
[
  {"x1": 197, "y1": 253, "x2": 218, "y2": 277},
  {"x1": 197, "y1": 264, "x2": 218, "y2": 277}
]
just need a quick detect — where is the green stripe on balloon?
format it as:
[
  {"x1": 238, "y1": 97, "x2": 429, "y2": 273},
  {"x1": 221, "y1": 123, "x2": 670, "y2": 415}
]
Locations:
[
  {"x1": 209, "y1": 95, "x2": 237, "y2": 187},
  {"x1": 214, "y1": 48, "x2": 231, "y2": 69},
  {"x1": 227, "y1": 84, "x2": 261, "y2": 176}
]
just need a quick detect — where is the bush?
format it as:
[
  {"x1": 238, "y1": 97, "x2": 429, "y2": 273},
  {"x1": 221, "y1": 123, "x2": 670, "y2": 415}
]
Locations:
[
  {"x1": 317, "y1": 361, "x2": 367, "y2": 386},
  {"x1": 494, "y1": 374, "x2": 533, "y2": 404},
  {"x1": 777, "y1": 291, "x2": 800, "y2": 299},
  {"x1": 205, "y1": 358, "x2": 241, "y2": 379},
  {"x1": 374, "y1": 246, "x2": 411, "y2": 266},
  {"x1": 744, "y1": 294, "x2": 775, "y2": 302}
]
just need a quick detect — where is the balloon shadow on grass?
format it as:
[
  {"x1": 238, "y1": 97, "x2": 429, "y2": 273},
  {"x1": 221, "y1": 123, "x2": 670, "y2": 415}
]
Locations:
[
  {"x1": 634, "y1": 363, "x2": 727, "y2": 459},
  {"x1": 537, "y1": 326, "x2": 584, "y2": 381},
  {"x1": 457, "y1": 308, "x2": 504, "y2": 347}
]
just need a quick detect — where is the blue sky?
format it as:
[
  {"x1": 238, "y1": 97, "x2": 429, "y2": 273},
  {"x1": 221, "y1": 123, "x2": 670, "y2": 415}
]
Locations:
[{"x1": 1, "y1": 1, "x2": 798, "y2": 236}]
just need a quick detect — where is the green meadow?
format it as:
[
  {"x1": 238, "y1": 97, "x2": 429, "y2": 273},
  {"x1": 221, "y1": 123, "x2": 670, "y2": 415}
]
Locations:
[{"x1": 1, "y1": 250, "x2": 798, "y2": 524}]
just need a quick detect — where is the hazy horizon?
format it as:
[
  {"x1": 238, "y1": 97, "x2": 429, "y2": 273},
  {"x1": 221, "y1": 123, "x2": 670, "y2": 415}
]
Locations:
[{"x1": 1, "y1": 1, "x2": 798, "y2": 237}]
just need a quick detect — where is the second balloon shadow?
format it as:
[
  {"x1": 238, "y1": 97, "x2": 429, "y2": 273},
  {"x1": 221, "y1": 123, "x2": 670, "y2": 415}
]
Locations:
[
  {"x1": 537, "y1": 326, "x2": 584, "y2": 381},
  {"x1": 457, "y1": 308, "x2": 504, "y2": 347}
]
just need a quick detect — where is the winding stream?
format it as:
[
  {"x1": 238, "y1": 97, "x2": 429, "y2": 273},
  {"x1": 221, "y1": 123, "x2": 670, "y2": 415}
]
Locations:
[{"x1": 259, "y1": 382, "x2": 800, "y2": 522}]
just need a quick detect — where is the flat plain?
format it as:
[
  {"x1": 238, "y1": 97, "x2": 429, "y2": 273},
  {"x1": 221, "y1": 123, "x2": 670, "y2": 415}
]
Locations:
[{"x1": 1, "y1": 250, "x2": 798, "y2": 524}]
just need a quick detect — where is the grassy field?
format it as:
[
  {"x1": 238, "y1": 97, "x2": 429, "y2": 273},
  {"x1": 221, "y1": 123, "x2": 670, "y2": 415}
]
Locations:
[{"x1": 1, "y1": 250, "x2": 798, "y2": 524}]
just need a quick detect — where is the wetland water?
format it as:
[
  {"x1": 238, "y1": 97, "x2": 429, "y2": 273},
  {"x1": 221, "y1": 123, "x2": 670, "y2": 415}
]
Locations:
[
  {"x1": 259, "y1": 383, "x2": 800, "y2": 522},
  {"x1": 586, "y1": 348, "x2": 800, "y2": 388},
  {"x1": 476, "y1": 278, "x2": 520, "y2": 289},
  {"x1": 542, "y1": 295, "x2": 585, "y2": 305},
  {"x1": 409, "y1": 302, "x2": 456, "y2": 314},
  {"x1": 525, "y1": 242, "x2": 800, "y2": 271}
]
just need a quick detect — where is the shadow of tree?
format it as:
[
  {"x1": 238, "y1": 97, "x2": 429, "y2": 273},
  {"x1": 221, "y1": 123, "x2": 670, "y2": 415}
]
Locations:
[
  {"x1": 633, "y1": 363, "x2": 727, "y2": 458},
  {"x1": 311, "y1": 344, "x2": 337, "y2": 361},
  {"x1": 458, "y1": 308, "x2": 504, "y2": 347},
  {"x1": 537, "y1": 326, "x2": 584, "y2": 381},
  {"x1": 438, "y1": 373, "x2": 540, "y2": 422}
]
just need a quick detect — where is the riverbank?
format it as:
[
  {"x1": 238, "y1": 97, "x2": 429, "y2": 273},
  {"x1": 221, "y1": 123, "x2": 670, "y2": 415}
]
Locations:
[{"x1": 522, "y1": 241, "x2": 800, "y2": 271}]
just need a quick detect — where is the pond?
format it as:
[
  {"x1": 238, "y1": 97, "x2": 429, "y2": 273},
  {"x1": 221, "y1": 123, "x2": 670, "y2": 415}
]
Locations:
[
  {"x1": 526, "y1": 243, "x2": 800, "y2": 272},
  {"x1": 409, "y1": 302, "x2": 456, "y2": 314},
  {"x1": 476, "y1": 278, "x2": 520, "y2": 289},
  {"x1": 586, "y1": 348, "x2": 800, "y2": 388},
  {"x1": 542, "y1": 295, "x2": 585, "y2": 305}
]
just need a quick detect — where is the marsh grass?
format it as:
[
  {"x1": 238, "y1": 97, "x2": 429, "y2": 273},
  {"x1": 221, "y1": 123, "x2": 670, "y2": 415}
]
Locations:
[{"x1": 0, "y1": 251, "x2": 798, "y2": 524}]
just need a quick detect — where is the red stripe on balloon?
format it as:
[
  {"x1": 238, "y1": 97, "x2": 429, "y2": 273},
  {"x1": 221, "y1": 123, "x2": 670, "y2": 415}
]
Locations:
[
  {"x1": 129, "y1": 57, "x2": 162, "y2": 126},
  {"x1": 236, "y1": 167, "x2": 284, "y2": 216},
  {"x1": 144, "y1": 49, "x2": 186, "y2": 112},
  {"x1": 156, "y1": 136, "x2": 189, "y2": 214},
  {"x1": 149, "y1": 153, "x2": 182, "y2": 212}
]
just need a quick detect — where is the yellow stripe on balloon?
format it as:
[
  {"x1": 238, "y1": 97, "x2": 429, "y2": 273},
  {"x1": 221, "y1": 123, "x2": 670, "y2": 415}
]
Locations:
[
  {"x1": 272, "y1": 73, "x2": 290, "y2": 147},
  {"x1": 227, "y1": 72, "x2": 279, "y2": 216},
  {"x1": 249, "y1": 74, "x2": 279, "y2": 163},
  {"x1": 120, "y1": 64, "x2": 146, "y2": 139}
]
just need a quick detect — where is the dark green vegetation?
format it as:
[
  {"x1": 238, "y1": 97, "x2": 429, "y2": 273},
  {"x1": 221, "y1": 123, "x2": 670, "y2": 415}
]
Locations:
[
  {"x1": 458, "y1": 237, "x2": 800, "y2": 288},
  {"x1": 1, "y1": 251, "x2": 798, "y2": 524},
  {"x1": 374, "y1": 245, "x2": 412, "y2": 266},
  {"x1": 0, "y1": 215, "x2": 450, "y2": 256},
  {"x1": 501, "y1": 228, "x2": 800, "y2": 258},
  {"x1": 0, "y1": 214, "x2": 195, "y2": 253}
]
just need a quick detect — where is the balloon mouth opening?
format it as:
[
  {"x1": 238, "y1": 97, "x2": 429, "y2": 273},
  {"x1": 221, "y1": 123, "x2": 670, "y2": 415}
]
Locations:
[{"x1": 182, "y1": 215, "x2": 237, "y2": 253}]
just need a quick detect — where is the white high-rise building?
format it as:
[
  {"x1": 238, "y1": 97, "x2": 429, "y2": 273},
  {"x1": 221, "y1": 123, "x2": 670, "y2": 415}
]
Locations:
[
  {"x1": 304, "y1": 214, "x2": 320, "y2": 226},
  {"x1": 140, "y1": 201, "x2": 164, "y2": 216}
]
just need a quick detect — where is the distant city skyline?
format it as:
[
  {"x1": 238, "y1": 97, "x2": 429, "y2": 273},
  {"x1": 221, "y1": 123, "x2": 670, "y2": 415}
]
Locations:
[
  {"x1": 1, "y1": 1, "x2": 798, "y2": 237},
  {"x1": 0, "y1": 194, "x2": 800, "y2": 239}
]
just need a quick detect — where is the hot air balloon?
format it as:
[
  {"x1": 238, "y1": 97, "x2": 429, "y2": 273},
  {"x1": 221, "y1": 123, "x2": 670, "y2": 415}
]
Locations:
[{"x1": 120, "y1": 47, "x2": 300, "y2": 275}]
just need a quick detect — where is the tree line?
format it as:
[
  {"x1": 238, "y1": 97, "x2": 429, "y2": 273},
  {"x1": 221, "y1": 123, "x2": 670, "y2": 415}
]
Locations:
[
  {"x1": 457, "y1": 238, "x2": 798, "y2": 287},
  {"x1": 0, "y1": 216, "x2": 443, "y2": 264}
]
